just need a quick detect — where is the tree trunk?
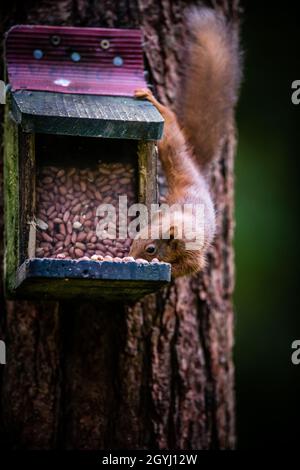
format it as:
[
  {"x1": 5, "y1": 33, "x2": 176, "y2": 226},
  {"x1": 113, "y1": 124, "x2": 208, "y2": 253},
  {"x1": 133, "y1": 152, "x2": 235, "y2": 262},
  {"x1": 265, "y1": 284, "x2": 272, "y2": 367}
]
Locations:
[{"x1": 0, "y1": 0, "x2": 239, "y2": 450}]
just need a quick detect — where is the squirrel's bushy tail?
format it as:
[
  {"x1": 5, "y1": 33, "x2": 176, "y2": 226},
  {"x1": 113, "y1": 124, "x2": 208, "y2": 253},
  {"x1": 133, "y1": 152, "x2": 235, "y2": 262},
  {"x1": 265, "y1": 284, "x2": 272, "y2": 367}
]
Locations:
[{"x1": 177, "y1": 7, "x2": 241, "y2": 168}]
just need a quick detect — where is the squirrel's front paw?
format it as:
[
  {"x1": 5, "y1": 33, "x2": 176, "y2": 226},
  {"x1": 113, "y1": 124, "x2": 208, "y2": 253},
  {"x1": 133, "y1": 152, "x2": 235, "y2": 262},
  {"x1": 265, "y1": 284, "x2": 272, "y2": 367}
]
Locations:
[{"x1": 134, "y1": 88, "x2": 153, "y2": 100}]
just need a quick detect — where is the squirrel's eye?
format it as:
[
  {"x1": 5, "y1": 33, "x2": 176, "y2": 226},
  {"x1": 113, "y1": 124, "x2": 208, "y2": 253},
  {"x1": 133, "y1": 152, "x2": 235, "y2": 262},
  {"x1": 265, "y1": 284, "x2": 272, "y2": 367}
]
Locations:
[{"x1": 145, "y1": 244, "x2": 156, "y2": 254}]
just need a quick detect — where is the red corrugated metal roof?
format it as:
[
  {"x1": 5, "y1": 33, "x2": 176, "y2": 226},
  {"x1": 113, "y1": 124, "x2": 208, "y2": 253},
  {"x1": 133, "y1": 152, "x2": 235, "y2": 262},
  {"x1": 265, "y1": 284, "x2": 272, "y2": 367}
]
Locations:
[{"x1": 5, "y1": 24, "x2": 147, "y2": 96}]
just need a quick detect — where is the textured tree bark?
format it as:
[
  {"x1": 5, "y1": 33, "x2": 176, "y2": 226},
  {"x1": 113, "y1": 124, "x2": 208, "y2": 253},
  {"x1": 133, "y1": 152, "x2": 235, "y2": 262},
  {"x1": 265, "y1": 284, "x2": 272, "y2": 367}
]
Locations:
[{"x1": 0, "y1": 0, "x2": 239, "y2": 450}]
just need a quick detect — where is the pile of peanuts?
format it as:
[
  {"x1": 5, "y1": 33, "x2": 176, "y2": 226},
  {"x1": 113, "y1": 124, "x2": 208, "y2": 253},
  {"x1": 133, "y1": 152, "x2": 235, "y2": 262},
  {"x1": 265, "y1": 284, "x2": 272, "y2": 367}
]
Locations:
[{"x1": 35, "y1": 163, "x2": 137, "y2": 261}]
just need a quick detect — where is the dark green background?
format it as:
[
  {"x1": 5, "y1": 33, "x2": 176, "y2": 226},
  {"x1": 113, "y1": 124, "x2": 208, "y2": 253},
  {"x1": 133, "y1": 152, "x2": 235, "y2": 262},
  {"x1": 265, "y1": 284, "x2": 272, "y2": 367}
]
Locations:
[{"x1": 235, "y1": 2, "x2": 300, "y2": 448}]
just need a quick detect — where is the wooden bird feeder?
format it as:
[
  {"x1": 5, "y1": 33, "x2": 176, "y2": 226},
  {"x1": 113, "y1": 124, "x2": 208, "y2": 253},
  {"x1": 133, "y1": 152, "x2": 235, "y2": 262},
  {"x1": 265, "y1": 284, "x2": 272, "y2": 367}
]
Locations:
[{"x1": 3, "y1": 24, "x2": 170, "y2": 300}]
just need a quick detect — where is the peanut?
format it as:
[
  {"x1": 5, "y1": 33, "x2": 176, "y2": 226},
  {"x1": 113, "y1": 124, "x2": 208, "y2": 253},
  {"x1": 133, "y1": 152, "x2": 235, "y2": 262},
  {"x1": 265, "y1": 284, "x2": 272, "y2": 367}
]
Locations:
[{"x1": 36, "y1": 163, "x2": 135, "y2": 260}]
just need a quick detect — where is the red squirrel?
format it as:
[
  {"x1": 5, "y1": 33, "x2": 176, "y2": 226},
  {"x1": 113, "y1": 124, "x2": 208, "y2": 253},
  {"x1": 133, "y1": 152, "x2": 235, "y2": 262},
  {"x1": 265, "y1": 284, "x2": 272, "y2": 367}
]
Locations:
[{"x1": 129, "y1": 7, "x2": 241, "y2": 277}]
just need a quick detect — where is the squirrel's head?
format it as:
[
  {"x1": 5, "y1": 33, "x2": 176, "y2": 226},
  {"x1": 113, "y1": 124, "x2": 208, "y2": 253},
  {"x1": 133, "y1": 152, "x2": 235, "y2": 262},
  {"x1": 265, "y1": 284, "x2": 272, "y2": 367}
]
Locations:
[{"x1": 129, "y1": 219, "x2": 206, "y2": 278}]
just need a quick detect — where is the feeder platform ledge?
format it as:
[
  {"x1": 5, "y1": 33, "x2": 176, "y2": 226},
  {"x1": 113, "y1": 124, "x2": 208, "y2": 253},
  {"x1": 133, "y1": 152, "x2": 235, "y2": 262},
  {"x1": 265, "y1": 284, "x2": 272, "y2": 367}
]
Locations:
[{"x1": 15, "y1": 258, "x2": 171, "y2": 301}]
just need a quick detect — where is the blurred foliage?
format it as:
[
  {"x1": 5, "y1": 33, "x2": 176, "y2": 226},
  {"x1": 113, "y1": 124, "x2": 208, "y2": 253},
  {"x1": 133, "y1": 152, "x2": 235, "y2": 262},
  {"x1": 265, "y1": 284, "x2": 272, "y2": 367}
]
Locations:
[{"x1": 234, "y1": 1, "x2": 300, "y2": 448}]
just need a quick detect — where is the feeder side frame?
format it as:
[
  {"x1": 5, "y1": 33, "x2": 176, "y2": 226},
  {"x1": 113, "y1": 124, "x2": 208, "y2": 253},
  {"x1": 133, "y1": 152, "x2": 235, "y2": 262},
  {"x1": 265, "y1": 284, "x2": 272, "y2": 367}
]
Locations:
[{"x1": 3, "y1": 95, "x2": 20, "y2": 295}]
